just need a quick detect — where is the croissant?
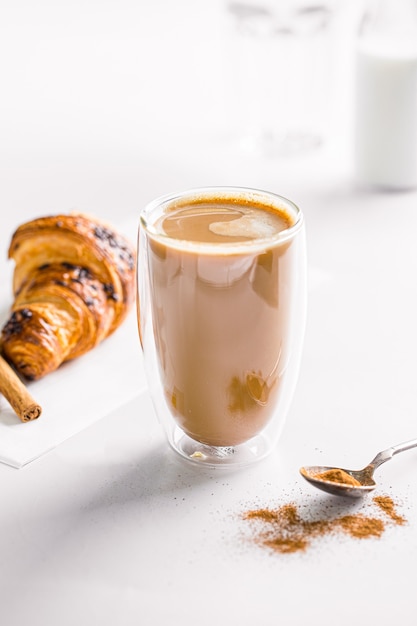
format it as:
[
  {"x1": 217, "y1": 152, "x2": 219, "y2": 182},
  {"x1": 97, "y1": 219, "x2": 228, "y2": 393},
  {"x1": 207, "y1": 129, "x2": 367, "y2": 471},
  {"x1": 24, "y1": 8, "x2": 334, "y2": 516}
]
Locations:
[{"x1": 0, "y1": 213, "x2": 136, "y2": 380}]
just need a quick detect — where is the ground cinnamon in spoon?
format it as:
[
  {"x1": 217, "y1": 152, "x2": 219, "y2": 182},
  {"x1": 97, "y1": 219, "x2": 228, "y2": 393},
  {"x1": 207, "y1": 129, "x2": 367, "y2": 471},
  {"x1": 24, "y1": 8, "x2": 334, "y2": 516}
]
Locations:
[
  {"x1": 241, "y1": 494, "x2": 406, "y2": 555},
  {"x1": 314, "y1": 468, "x2": 362, "y2": 487}
]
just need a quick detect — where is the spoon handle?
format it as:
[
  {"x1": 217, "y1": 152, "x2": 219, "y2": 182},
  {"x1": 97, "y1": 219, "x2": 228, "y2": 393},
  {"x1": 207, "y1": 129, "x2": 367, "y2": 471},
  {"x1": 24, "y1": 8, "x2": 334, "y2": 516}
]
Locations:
[{"x1": 370, "y1": 437, "x2": 417, "y2": 470}]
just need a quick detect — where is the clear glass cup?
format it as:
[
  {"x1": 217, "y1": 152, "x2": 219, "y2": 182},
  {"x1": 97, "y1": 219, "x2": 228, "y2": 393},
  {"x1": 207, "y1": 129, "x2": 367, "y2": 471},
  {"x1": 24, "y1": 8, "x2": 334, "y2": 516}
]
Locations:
[
  {"x1": 224, "y1": 0, "x2": 337, "y2": 157},
  {"x1": 137, "y1": 187, "x2": 307, "y2": 468}
]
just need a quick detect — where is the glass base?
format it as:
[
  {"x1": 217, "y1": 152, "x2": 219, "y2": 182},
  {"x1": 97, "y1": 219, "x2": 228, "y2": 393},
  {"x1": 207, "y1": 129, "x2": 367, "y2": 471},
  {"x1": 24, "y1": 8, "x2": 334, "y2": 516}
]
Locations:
[
  {"x1": 240, "y1": 130, "x2": 322, "y2": 158},
  {"x1": 169, "y1": 426, "x2": 275, "y2": 468}
]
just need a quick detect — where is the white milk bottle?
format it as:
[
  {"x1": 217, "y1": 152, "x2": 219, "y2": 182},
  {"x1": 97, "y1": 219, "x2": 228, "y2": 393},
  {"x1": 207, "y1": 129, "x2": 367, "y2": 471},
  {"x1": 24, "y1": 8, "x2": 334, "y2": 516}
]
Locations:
[{"x1": 354, "y1": 0, "x2": 417, "y2": 190}]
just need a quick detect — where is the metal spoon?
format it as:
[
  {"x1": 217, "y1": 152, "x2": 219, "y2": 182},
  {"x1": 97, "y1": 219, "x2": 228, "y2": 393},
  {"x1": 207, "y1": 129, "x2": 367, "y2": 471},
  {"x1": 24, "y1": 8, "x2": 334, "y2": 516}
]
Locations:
[{"x1": 300, "y1": 437, "x2": 417, "y2": 497}]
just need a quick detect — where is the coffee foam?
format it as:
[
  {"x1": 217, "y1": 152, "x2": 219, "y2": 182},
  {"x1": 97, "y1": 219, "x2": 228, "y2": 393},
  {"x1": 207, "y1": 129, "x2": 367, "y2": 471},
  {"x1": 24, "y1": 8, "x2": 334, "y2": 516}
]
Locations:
[{"x1": 209, "y1": 211, "x2": 279, "y2": 239}]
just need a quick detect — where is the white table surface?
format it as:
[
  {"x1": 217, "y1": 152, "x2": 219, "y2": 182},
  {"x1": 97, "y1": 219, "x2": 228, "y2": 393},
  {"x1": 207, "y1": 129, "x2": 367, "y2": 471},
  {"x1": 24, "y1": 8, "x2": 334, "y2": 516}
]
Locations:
[{"x1": 1, "y1": 1, "x2": 417, "y2": 624}]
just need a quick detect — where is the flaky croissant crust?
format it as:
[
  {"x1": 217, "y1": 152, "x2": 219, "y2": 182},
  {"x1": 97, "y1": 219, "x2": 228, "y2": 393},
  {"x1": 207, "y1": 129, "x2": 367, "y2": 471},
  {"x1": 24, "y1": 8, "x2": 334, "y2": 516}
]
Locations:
[{"x1": 1, "y1": 213, "x2": 136, "y2": 380}]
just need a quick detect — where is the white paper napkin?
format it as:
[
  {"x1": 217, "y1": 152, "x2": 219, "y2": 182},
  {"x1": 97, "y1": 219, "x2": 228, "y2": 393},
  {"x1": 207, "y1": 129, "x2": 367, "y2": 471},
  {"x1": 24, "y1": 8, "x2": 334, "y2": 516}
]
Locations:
[{"x1": 0, "y1": 214, "x2": 148, "y2": 468}]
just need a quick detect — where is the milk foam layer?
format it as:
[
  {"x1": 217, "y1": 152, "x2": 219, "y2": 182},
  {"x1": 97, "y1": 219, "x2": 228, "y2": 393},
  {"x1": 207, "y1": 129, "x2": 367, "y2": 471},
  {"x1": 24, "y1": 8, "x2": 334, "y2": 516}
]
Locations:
[{"x1": 209, "y1": 210, "x2": 279, "y2": 239}]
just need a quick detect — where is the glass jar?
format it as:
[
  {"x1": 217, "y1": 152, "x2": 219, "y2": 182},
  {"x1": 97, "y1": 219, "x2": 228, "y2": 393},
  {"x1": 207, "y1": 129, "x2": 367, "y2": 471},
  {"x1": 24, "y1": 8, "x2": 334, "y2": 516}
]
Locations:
[{"x1": 354, "y1": 0, "x2": 417, "y2": 190}]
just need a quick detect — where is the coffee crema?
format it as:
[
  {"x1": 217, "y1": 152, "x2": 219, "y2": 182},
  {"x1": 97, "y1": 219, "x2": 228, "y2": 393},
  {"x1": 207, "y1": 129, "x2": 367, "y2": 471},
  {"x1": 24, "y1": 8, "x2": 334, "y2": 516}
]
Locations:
[
  {"x1": 146, "y1": 195, "x2": 298, "y2": 447},
  {"x1": 157, "y1": 198, "x2": 292, "y2": 244}
]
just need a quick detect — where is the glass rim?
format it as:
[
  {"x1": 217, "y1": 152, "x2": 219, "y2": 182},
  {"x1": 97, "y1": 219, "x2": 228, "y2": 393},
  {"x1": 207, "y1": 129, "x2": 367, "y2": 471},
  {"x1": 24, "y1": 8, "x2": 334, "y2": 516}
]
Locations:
[{"x1": 140, "y1": 186, "x2": 304, "y2": 253}]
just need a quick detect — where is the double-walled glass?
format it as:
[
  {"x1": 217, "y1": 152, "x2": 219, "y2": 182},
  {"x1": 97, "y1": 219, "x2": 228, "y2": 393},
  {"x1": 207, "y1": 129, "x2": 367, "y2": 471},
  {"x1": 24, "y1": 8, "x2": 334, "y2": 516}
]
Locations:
[{"x1": 137, "y1": 187, "x2": 307, "y2": 467}]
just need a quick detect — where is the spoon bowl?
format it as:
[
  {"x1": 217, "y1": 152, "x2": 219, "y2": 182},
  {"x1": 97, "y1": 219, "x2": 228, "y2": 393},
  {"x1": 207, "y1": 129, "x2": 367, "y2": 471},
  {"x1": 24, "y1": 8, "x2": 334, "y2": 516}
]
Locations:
[
  {"x1": 300, "y1": 437, "x2": 417, "y2": 497},
  {"x1": 299, "y1": 465, "x2": 376, "y2": 498}
]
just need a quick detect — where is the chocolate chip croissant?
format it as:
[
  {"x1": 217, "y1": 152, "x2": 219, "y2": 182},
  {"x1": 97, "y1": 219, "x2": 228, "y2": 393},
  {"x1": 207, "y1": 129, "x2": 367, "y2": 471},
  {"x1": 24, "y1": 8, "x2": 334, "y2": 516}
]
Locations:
[{"x1": 0, "y1": 213, "x2": 136, "y2": 380}]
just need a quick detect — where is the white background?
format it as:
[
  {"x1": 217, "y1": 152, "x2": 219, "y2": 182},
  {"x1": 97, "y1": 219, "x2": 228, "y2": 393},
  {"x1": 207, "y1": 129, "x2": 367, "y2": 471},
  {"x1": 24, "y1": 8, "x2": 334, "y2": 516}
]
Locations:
[{"x1": 2, "y1": 1, "x2": 417, "y2": 625}]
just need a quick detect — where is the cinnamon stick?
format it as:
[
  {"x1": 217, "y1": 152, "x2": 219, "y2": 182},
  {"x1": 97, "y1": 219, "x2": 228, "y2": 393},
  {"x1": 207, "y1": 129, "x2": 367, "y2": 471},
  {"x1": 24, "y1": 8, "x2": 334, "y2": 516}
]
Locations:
[{"x1": 0, "y1": 355, "x2": 42, "y2": 422}]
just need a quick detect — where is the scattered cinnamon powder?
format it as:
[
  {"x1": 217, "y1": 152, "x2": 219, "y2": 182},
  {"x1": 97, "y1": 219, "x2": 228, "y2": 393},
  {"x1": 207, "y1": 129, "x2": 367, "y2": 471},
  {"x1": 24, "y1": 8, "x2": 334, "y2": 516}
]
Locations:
[
  {"x1": 314, "y1": 468, "x2": 362, "y2": 487},
  {"x1": 241, "y1": 495, "x2": 406, "y2": 555},
  {"x1": 373, "y1": 495, "x2": 406, "y2": 525},
  {"x1": 336, "y1": 514, "x2": 385, "y2": 539}
]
